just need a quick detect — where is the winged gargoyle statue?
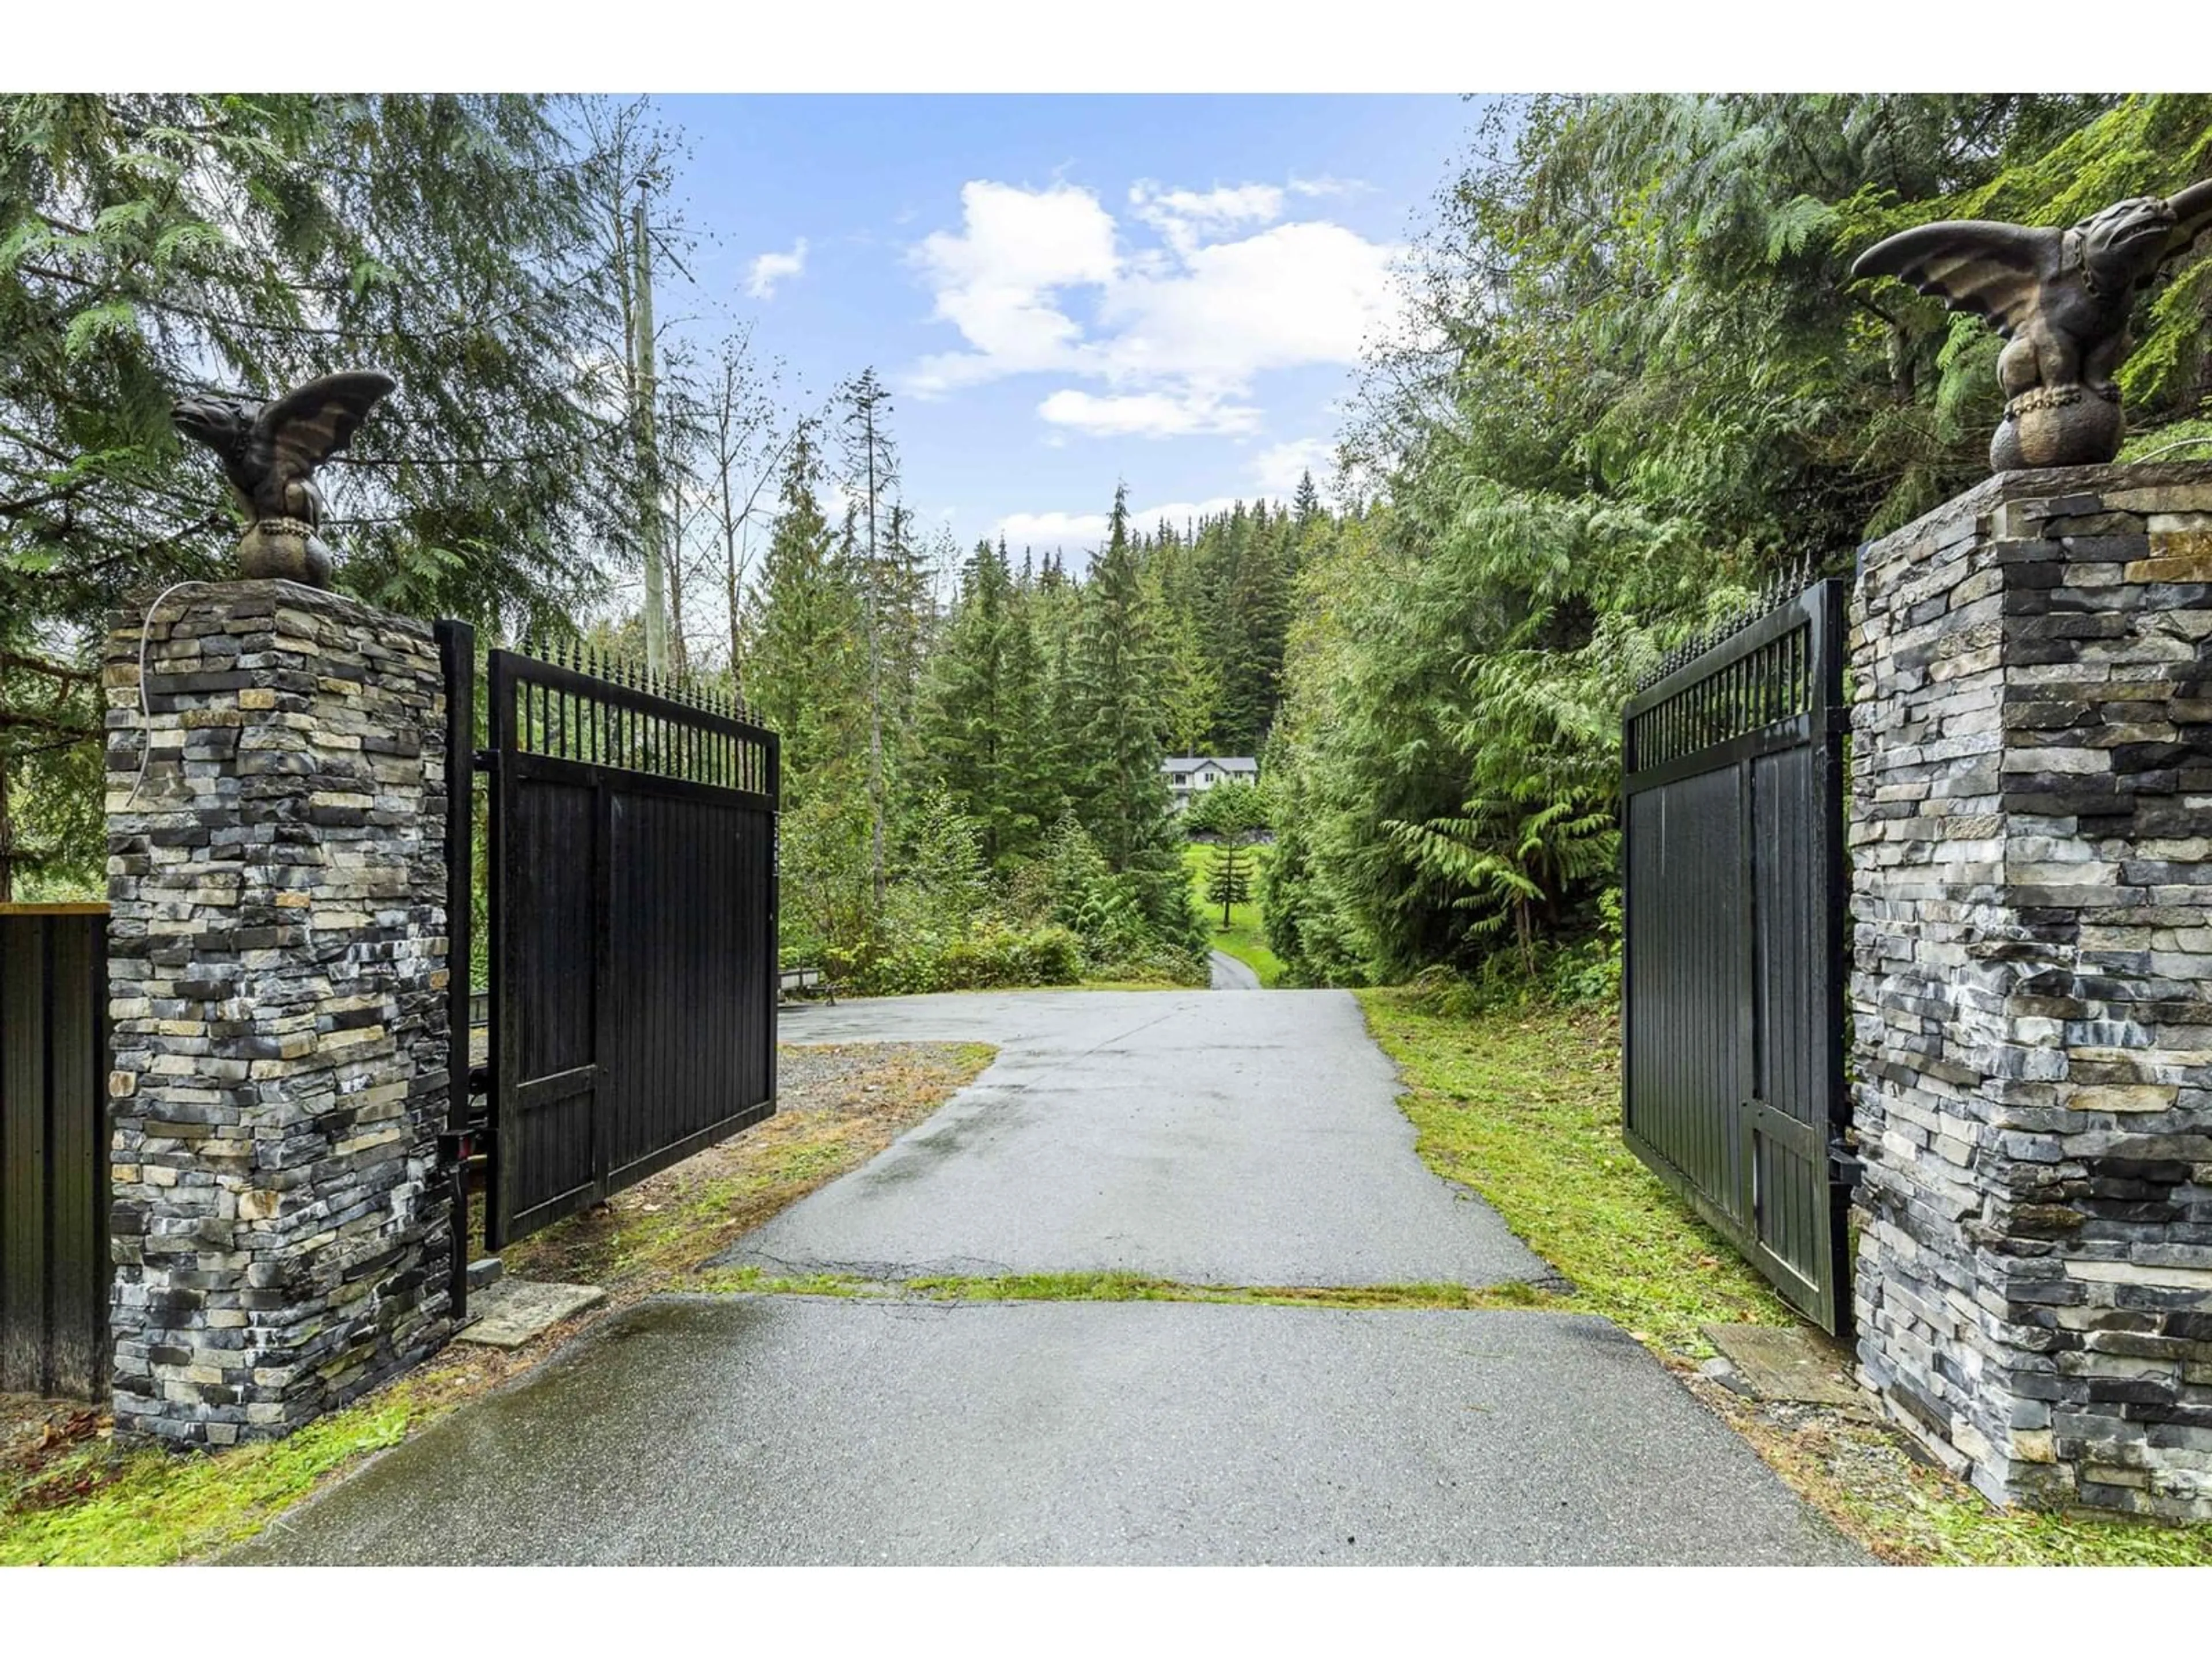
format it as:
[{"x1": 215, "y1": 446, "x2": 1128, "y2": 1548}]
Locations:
[
  {"x1": 1851, "y1": 181, "x2": 2212, "y2": 472},
  {"x1": 172, "y1": 370, "x2": 396, "y2": 586}
]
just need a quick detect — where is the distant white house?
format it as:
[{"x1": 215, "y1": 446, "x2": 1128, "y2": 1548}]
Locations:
[{"x1": 1162, "y1": 755, "x2": 1259, "y2": 813}]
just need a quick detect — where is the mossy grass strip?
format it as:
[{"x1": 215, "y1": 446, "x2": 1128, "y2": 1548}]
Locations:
[{"x1": 1353, "y1": 988, "x2": 1797, "y2": 1354}]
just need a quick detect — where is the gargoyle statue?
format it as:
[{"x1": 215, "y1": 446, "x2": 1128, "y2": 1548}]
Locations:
[
  {"x1": 172, "y1": 370, "x2": 396, "y2": 586},
  {"x1": 1851, "y1": 181, "x2": 2212, "y2": 472}
]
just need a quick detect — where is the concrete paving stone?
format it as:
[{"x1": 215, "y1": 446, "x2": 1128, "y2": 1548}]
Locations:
[
  {"x1": 1702, "y1": 1324, "x2": 1868, "y2": 1410},
  {"x1": 455, "y1": 1280, "x2": 605, "y2": 1350}
]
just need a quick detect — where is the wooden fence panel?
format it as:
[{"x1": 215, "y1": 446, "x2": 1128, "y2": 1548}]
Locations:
[{"x1": 0, "y1": 904, "x2": 110, "y2": 1399}]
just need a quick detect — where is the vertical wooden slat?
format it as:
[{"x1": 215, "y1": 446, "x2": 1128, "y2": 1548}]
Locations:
[
  {"x1": 2, "y1": 915, "x2": 51, "y2": 1392},
  {"x1": 488, "y1": 653, "x2": 517, "y2": 1249},
  {"x1": 44, "y1": 916, "x2": 99, "y2": 1396},
  {"x1": 1, "y1": 908, "x2": 109, "y2": 1399}
]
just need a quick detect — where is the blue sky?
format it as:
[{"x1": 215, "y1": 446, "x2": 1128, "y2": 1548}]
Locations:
[{"x1": 656, "y1": 95, "x2": 1484, "y2": 563}]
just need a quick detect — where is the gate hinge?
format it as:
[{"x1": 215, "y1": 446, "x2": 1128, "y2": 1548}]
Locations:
[
  {"x1": 1828, "y1": 1139, "x2": 1864, "y2": 1187},
  {"x1": 472, "y1": 747, "x2": 499, "y2": 772}
]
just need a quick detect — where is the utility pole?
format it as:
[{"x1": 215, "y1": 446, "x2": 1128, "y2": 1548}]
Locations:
[{"x1": 633, "y1": 187, "x2": 668, "y2": 679}]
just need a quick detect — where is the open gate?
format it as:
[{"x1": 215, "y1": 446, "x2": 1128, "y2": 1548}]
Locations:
[
  {"x1": 1621, "y1": 578, "x2": 1852, "y2": 1334},
  {"x1": 465, "y1": 639, "x2": 779, "y2": 1251}
]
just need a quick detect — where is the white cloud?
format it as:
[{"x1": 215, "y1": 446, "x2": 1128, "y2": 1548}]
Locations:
[
  {"x1": 1128, "y1": 180, "x2": 1283, "y2": 256},
  {"x1": 1131, "y1": 496, "x2": 1247, "y2": 531},
  {"x1": 1251, "y1": 435, "x2": 1337, "y2": 497},
  {"x1": 1095, "y1": 220, "x2": 1399, "y2": 392},
  {"x1": 1288, "y1": 173, "x2": 1371, "y2": 199},
  {"x1": 995, "y1": 494, "x2": 1248, "y2": 556},
  {"x1": 996, "y1": 509, "x2": 1109, "y2": 546},
  {"x1": 907, "y1": 181, "x2": 1117, "y2": 394},
  {"x1": 900, "y1": 176, "x2": 1405, "y2": 431},
  {"x1": 745, "y1": 238, "x2": 808, "y2": 300},
  {"x1": 1038, "y1": 388, "x2": 1261, "y2": 439}
]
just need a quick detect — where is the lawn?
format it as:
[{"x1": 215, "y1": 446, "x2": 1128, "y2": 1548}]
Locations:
[
  {"x1": 1355, "y1": 987, "x2": 2212, "y2": 1567},
  {"x1": 1183, "y1": 840, "x2": 1283, "y2": 986},
  {"x1": 1354, "y1": 988, "x2": 1794, "y2": 1354}
]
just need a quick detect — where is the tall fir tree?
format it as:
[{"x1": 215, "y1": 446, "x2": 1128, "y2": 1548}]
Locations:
[
  {"x1": 921, "y1": 538, "x2": 1022, "y2": 867},
  {"x1": 746, "y1": 425, "x2": 863, "y2": 807},
  {"x1": 1073, "y1": 484, "x2": 1190, "y2": 942}
]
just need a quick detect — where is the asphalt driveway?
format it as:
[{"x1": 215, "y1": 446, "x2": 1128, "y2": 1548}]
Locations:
[
  {"x1": 718, "y1": 990, "x2": 1555, "y2": 1288},
  {"x1": 234, "y1": 987, "x2": 1865, "y2": 1566},
  {"x1": 233, "y1": 1296, "x2": 1861, "y2": 1565}
]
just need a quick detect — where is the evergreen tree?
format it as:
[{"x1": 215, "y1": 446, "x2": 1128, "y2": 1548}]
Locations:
[
  {"x1": 1073, "y1": 484, "x2": 1191, "y2": 946},
  {"x1": 836, "y1": 368, "x2": 901, "y2": 909},
  {"x1": 0, "y1": 93, "x2": 648, "y2": 896},
  {"x1": 998, "y1": 587, "x2": 1059, "y2": 836},
  {"x1": 1206, "y1": 844, "x2": 1255, "y2": 928},
  {"x1": 746, "y1": 425, "x2": 863, "y2": 805},
  {"x1": 921, "y1": 539, "x2": 1017, "y2": 864}
]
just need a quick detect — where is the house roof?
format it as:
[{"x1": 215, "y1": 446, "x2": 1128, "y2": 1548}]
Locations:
[{"x1": 1161, "y1": 756, "x2": 1259, "y2": 774}]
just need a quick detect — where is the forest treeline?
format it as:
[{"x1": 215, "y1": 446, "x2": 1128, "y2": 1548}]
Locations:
[
  {"x1": 1263, "y1": 93, "x2": 2212, "y2": 998},
  {"x1": 748, "y1": 429, "x2": 1322, "y2": 988},
  {"x1": 8, "y1": 94, "x2": 2212, "y2": 999}
]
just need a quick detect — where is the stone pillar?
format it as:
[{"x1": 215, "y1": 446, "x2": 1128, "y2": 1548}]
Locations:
[
  {"x1": 104, "y1": 581, "x2": 454, "y2": 1445},
  {"x1": 1850, "y1": 460, "x2": 2212, "y2": 1521}
]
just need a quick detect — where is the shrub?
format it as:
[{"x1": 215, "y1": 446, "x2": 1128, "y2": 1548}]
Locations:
[
  {"x1": 938, "y1": 923, "x2": 1084, "y2": 990},
  {"x1": 1183, "y1": 777, "x2": 1270, "y2": 839},
  {"x1": 1400, "y1": 892, "x2": 1622, "y2": 1017}
]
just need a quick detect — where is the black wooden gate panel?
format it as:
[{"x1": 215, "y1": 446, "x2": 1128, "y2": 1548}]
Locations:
[
  {"x1": 1621, "y1": 579, "x2": 1850, "y2": 1333},
  {"x1": 484, "y1": 649, "x2": 778, "y2": 1249},
  {"x1": 1, "y1": 905, "x2": 109, "y2": 1397}
]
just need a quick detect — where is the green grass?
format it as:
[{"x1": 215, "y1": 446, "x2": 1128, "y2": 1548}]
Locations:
[
  {"x1": 0, "y1": 1388, "x2": 429, "y2": 1566},
  {"x1": 1844, "y1": 1462, "x2": 2212, "y2": 1565},
  {"x1": 1353, "y1": 988, "x2": 1797, "y2": 1355},
  {"x1": 689, "y1": 1265, "x2": 874, "y2": 1297},
  {"x1": 1183, "y1": 842, "x2": 1283, "y2": 986},
  {"x1": 684, "y1": 1266, "x2": 1551, "y2": 1310},
  {"x1": 900, "y1": 1271, "x2": 1551, "y2": 1310}
]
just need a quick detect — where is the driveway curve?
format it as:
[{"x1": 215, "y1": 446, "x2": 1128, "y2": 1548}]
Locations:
[{"x1": 1209, "y1": 949, "x2": 1261, "y2": 990}]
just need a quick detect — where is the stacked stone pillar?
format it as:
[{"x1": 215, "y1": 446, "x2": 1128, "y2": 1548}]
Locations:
[
  {"x1": 104, "y1": 581, "x2": 455, "y2": 1445},
  {"x1": 1851, "y1": 461, "x2": 2212, "y2": 1521}
]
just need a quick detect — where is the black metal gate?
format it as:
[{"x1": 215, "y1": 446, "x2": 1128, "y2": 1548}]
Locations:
[
  {"x1": 475, "y1": 642, "x2": 779, "y2": 1249},
  {"x1": 1621, "y1": 578, "x2": 1851, "y2": 1334}
]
